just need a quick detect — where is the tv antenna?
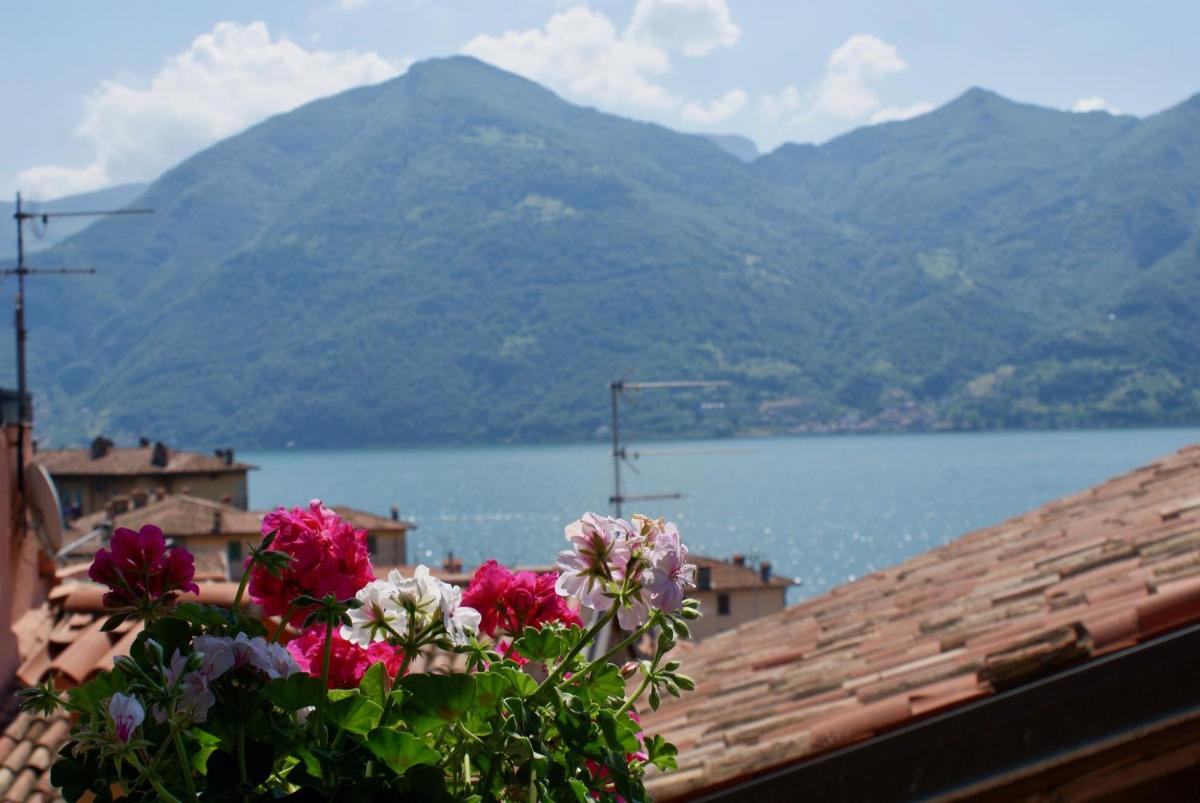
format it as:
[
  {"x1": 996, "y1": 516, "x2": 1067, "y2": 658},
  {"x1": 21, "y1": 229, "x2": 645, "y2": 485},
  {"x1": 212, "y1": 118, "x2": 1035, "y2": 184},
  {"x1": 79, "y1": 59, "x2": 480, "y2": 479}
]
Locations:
[
  {"x1": 608, "y1": 378, "x2": 735, "y2": 518},
  {"x1": 6, "y1": 192, "x2": 152, "y2": 535}
]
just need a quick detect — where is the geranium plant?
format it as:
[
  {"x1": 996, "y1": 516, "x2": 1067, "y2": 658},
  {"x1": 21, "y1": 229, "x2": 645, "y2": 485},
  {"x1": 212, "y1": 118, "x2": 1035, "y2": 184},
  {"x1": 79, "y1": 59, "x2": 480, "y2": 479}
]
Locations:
[{"x1": 20, "y1": 503, "x2": 698, "y2": 801}]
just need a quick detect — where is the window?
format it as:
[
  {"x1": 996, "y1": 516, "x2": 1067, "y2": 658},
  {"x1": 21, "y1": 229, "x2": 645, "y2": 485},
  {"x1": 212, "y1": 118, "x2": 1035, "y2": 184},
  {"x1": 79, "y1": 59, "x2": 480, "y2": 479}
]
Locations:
[
  {"x1": 717, "y1": 593, "x2": 731, "y2": 616},
  {"x1": 227, "y1": 541, "x2": 243, "y2": 580}
]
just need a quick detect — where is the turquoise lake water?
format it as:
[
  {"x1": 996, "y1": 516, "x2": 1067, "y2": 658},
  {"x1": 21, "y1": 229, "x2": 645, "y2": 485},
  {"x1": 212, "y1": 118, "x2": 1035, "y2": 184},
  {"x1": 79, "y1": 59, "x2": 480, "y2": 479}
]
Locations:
[{"x1": 244, "y1": 428, "x2": 1200, "y2": 601}]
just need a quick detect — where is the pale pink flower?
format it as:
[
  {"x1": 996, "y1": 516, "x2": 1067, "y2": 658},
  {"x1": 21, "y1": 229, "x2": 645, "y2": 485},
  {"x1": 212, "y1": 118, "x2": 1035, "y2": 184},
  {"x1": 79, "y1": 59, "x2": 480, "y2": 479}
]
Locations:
[
  {"x1": 644, "y1": 523, "x2": 696, "y2": 614},
  {"x1": 108, "y1": 693, "x2": 144, "y2": 743},
  {"x1": 555, "y1": 513, "x2": 632, "y2": 611}
]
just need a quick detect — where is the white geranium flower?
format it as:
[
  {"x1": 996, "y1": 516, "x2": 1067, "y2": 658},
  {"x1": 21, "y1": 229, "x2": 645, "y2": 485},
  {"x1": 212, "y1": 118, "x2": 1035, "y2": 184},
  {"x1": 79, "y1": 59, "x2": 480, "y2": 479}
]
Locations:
[
  {"x1": 439, "y1": 583, "x2": 481, "y2": 645},
  {"x1": 388, "y1": 565, "x2": 443, "y2": 625},
  {"x1": 341, "y1": 578, "x2": 407, "y2": 647}
]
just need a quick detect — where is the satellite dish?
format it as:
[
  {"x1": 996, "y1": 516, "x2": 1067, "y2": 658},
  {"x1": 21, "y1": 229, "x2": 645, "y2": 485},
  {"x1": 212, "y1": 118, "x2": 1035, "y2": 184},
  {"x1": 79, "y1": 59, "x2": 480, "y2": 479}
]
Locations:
[{"x1": 25, "y1": 462, "x2": 64, "y2": 557}]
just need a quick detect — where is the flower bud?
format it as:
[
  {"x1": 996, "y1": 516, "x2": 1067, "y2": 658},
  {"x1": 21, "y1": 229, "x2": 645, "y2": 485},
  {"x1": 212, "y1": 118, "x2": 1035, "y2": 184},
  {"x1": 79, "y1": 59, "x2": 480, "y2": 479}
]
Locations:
[{"x1": 620, "y1": 661, "x2": 639, "y2": 680}]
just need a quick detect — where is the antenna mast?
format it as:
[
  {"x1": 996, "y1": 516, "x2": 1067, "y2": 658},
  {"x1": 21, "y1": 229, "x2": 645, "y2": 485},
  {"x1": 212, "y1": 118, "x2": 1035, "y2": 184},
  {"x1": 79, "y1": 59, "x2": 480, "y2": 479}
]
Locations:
[
  {"x1": 7, "y1": 193, "x2": 152, "y2": 534},
  {"x1": 608, "y1": 379, "x2": 731, "y2": 518}
]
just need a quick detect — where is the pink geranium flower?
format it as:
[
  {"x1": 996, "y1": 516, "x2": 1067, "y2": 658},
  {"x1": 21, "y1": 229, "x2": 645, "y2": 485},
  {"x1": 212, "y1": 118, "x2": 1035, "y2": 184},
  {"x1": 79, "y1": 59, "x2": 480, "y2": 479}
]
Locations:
[
  {"x1": 248, "y1": 500, "x2": 375, "y2": 625},
  {"x1": 643, "y1": 523, "x2": 696, "y2": 614},
  {"x1": 555, "y1": 513, "x2": 632, "y2": 612},
  {"x1": 88, "y1": 525, "x2": 199, "y2": 610},
  {"x1": 463, "y1": 561, "x2": 583, "y2": 637},
  {"x1": 108, "y1": 693, "x2": 144, "y2": 743},
  {"x1": 287, "y1": 624, "x2": 405, "y2": 689}
]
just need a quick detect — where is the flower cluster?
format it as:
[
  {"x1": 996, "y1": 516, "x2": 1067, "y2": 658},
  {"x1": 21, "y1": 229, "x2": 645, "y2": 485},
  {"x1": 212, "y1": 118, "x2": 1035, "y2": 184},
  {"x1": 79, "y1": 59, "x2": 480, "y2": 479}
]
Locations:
[
  {"x1": 88, "y1": 525, "x2": 198, "y2": 611},
  {"x1": 462, "y1": 560, "x2": 583, "y2": 637},
  {"x1": 247, "y1": 500, "x2": 374, "y2": 625},
  {"x1": 287, "y1": 625, "x2": 406, "y2": 689},
  {"x1": 556, "y1": 513, "x2": 696, "y2": 629},
  {"x1": 165, "y1": 633, "x2": 300, "y2": 721},
  {"x1": 29, "y1": 507, "x2": 698, "y2": 802}
]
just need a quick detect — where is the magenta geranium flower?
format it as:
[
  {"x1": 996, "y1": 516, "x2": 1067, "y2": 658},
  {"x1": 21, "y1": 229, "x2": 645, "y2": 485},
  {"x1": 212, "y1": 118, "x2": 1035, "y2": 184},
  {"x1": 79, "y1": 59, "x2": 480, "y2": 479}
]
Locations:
[
  {"x1": 247, "y1": 500, "x2": 375, "y2": 625},
  {"x1": 88, "y1": 525, "x2": 199, "y2": 610},
  {"x1": 287, "y1": 624, "x2": 405, "y2": 689},
  {"x1": 463, "y1": 561, "x2": 583, "y2": 637}
]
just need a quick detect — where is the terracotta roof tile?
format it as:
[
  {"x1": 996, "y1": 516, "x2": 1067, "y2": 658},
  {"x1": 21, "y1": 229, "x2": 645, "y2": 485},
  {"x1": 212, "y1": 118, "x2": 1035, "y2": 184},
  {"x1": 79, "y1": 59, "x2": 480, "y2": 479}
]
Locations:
[
  {"x1": 35, "y1": 446, "x2": 254, "y2": 477},
  {"x1": 642, "y1": 444, "x2": 1200, "y2": 799}
]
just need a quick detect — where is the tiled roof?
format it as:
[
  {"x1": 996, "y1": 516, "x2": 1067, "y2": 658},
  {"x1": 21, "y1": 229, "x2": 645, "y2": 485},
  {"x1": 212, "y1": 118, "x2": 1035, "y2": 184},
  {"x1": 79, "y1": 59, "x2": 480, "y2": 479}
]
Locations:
[
  {"x1": 641, "y1": 444, "x2": 1200, "y2": 800},
  {"x1": 692, "y1": 555, "x2": 795, "y2": 591},
  {"x1": 35, "y1": 447, "x2": 254, "y2": 477},
  {"x1": 65, "y1": 497, "x2": 414, "y2": 553},
  {"x1": 70, "y1": 494, "x2": 264, "y2": 541}
]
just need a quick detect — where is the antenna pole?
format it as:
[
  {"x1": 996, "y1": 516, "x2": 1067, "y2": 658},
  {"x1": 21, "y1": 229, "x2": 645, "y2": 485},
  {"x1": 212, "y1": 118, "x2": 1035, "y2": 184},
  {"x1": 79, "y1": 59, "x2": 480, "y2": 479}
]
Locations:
[
  {"x1": 8, "y1": 193, "x2": 151, "y2": 537},
  {"x1": 610, "y1": 380, "x2": 622, "y2": 518}
]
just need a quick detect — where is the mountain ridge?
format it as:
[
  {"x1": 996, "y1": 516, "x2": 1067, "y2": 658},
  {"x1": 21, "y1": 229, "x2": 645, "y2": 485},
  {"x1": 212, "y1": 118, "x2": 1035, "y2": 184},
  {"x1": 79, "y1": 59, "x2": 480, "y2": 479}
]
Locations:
[{"x1": 10, "y1": 56, "x2": 1200, "y2": 449}]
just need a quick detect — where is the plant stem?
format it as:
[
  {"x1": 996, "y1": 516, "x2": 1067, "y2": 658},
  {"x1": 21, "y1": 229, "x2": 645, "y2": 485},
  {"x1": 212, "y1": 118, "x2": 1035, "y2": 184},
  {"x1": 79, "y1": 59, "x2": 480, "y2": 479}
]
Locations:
[
  {"x1": 269, "y1": 603, "x2": 295, "y2": 643},
  {"x1": 581, "y1": 616, "x2": 658, "y2": 676},
  {"x1": 616, "y1": 672, "x2": 653, "y2": 718},
  {"x1": 319, "y1": 624, "x2": 335, "y2": 700},
  {"x1": 171, "y1": 730, "x2": 198, "y2": 800},
  {"x1": 236, "y1": 722, "x2": 248, "y2": 787},
  {"x1": 128, "y1": 755, "x2": 185, "y2": 803},
  {"x1": 532, "y1": 605, "x2": 617, "y2": 700},
  {"x1": 231, "y1": 564, "x2": 253, "y2": 611}
]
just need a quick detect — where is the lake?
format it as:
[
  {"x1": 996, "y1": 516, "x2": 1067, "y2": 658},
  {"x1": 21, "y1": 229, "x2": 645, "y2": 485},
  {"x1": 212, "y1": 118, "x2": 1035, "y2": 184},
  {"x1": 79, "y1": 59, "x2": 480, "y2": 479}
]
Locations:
[{"x1": 244, "y1": 428, "x2": 1200, "y2": 601}]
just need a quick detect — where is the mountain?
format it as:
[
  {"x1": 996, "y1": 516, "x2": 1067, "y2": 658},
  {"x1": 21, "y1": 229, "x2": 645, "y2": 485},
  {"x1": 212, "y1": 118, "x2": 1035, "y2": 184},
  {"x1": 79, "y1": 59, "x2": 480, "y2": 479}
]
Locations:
[
  {"x1": 698, "y1": 133, "x2": 759, "y2": 162},
  {"x1": 10, "y1": 57, "x2": 1200, "y2": 448},
  {"x1": 1, "y1": 183, "x2": 150, "y2": 256}
]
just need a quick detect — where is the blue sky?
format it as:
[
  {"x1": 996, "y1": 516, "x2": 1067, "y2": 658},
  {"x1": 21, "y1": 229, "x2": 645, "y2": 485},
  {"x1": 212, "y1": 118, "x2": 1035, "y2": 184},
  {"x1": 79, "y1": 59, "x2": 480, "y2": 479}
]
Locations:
[{"x1": 2, "y1": 0, "x2": 1198, "y2": 199}]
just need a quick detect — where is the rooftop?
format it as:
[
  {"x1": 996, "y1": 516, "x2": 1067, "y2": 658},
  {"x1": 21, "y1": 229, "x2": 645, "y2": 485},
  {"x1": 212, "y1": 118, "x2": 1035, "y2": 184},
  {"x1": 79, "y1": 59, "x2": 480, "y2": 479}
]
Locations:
[
  {"x1": 641, "y1": 444, "x2": 1200, "y2": 800},
  {"x1": 36, "y1": 443, "x2": 255, "y2": 477},
  {"x1": 66, "y1": 496, "x2": 415, "y2": 547},
  {"x1": 692, "y1": 555, "x2": 795, "y2": 592}
]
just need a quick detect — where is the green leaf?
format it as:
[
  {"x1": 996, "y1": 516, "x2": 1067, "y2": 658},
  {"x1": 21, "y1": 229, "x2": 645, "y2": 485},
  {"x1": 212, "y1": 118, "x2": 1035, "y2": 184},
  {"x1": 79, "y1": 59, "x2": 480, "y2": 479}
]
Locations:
[
  {"x1": 645, "y1": 734, "x2": 679, "y2": 772},
  {"x1": 263, "y1": 674, "x2": 325, "y2": 711},
  {"x1": 471, "y1": 671, "x2": 512, "y2": 714},
  {"x1": 493, "y1": 666, "x2": 538, "y2": 697},
  {"x1": 513, "y1": 625, "x2": 564, "y2": 662},
  {"x1": 325, "y1": 692, "x2": 383, "y2": 735},
  {"x1": 365, "y1": 729, "x2": 440, "y2": 776},
  {"x1": 358, "y1": 661, "x2": 389, "y2": 707},
  {"x1": 399, "y1": 674, "x2": 476, "y2": 735},
  {"x1": 99, "y1": 612, "x2": 129, "y2": 632}
]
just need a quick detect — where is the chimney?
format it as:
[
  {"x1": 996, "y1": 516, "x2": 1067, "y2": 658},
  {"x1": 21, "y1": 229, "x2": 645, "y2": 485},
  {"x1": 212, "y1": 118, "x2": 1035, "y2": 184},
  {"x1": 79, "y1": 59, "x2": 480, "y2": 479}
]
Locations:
[
  {"x1": 138, "y1": 436, "x2": 150, "y2": 448},
  {"x1": 224, "y1": 448, "x2": 234, "y2": 466},
  {"x1": 130, "y1": 488, "x2": 149, "y2": 509},
  {"x1": 151, "y1": 441, "x2": 169, "y2": 468},
  {"x1": 212, "y1": 510, "x2": 222, "y2": 534},
  {"x1": 697, "y1": 565, "x2": 712, "y2": 591},
  {"x1": 90, "y1": 435, "x2": 112, "y2": 460},
  {"x1": 442, "y1": 551, "x2": 463, "y2": 574},
  {"x1": 390, "y1": 505, "x2": 400, "y2": 522},
  {"x1": 760, "y1": 562, "x2": 772, "y2": 583},
  {"x1": 732, "y1": 553, "x2": 745, "y2": 568}
]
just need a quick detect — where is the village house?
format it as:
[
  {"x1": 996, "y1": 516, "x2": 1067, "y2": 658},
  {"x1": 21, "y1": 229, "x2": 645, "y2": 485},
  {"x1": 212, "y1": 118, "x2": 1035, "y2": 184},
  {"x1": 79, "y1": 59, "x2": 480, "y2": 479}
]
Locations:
[
  {"x1": 688, "y1": 554, "x2": 795, "y2": 640},
  {"x1": 35, "y1": 436, "x2": 255, "y2": 517},
  {"x1": 63, "y1": 494, "x2": 415, "y2": 580}
]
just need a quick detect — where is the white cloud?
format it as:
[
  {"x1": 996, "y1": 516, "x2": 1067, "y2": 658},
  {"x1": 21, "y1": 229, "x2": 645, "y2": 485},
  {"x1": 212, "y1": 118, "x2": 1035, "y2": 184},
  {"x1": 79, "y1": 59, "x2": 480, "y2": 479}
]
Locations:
[
  {"x1": 813, "y1": 34, "x2": 907, "y2": 120},
  {"x1": 16, "y1": 21, "x2": 403, "y2": 200},
  {"x1": 681, "y1": 89, "x2": 747, "y2": 124},
  {"x1": 1071, "y1": 96, "x2": 1120, "y2": 114},
  {"x1": 626, "y1": 0, "x2": 740, "y2": 57},
  {"x1": 463, "y1": 6, "x2": 677, "y2": 112},
  {"x1": 760, "y1": 33, "x2": 917, "y2": 129},
  {"x1": 339, "y1": 0, "x2": 370, "y2": 8},
  {"x1": 870, "y1": 101, "x2": 934, "y2": 124}
]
